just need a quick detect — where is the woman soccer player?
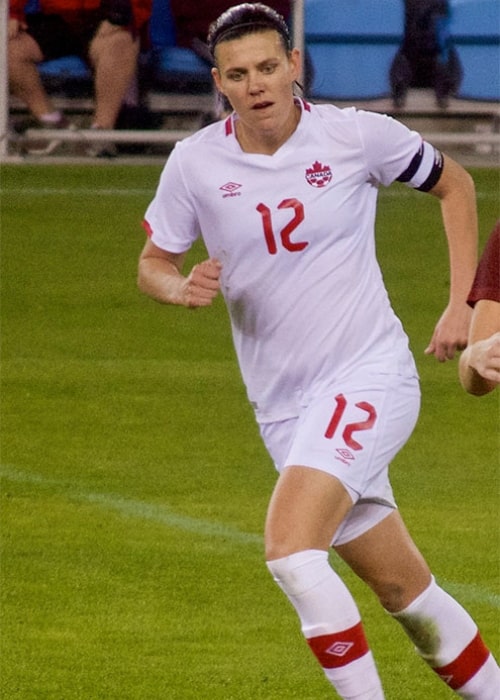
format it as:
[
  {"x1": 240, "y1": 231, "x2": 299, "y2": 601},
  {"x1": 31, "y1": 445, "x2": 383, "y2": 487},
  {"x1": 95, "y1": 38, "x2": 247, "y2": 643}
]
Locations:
[{"x1": 138, "y1": 4, "x2": 499, "y2": 697}]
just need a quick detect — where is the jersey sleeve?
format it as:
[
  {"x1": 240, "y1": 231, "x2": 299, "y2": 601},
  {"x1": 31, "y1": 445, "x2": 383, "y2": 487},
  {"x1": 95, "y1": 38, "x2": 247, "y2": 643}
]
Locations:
[
  {"x1": 354, "y1": 110, "x2": 442, "y2": 191},
  {"x1": 143, "y1": 143, "x2": 201, "y2": 254},
  {"x1": 467, "y1": 222, "x2": 500, "y2": 307}
]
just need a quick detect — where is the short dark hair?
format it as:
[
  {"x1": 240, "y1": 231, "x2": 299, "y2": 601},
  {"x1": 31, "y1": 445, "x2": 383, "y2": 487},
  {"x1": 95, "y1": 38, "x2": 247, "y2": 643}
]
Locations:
[{"x1": 207, "y1": 3, "x2": 291, "y2": 59}]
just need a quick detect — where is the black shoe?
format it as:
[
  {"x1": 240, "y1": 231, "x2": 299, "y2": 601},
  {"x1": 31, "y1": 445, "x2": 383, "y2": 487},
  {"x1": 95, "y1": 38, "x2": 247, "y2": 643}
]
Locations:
[
  {"x1": 14, "y1": 114, "x2": 75, "y2": 155},
  {"x1": 436, "y1": 95, "x2": 450, "y2": 110},
  {"x1": 392, "y1": 91, "x2": 407, "y2": 109},
  {"x1": 86, "y1": 133, "x2": 118, "y2": 158}
]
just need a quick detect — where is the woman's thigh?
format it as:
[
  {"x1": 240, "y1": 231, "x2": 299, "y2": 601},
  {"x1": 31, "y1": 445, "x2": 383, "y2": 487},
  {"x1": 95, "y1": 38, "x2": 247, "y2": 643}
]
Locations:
[{"x1": 264, "y1": 464, "x2": 354, "y2": 560}]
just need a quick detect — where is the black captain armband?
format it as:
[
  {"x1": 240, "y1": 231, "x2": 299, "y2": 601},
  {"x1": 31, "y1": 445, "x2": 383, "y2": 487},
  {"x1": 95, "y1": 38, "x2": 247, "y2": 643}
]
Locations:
[{"x1": 396, "y1": 142, "x2": 444, "y2": 192}]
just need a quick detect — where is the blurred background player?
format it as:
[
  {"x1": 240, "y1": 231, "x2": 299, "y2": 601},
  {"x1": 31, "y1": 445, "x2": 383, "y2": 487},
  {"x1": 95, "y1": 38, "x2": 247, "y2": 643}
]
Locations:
[
  {"x1": 390, "y1": 0, "x2": 462, "y2": 109},
  {"x1": 8, "y1": 0, "x2": 151, "y2": 154},
  {"x1": 459, "y1": 221, "x2": 500, "y2": 395}
]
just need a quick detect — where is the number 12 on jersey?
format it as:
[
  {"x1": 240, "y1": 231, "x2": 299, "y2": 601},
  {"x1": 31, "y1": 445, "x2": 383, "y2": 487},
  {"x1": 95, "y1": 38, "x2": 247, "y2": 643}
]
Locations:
[{"x1": 257, "y1": 199, "x2": 308, "y2": 254}]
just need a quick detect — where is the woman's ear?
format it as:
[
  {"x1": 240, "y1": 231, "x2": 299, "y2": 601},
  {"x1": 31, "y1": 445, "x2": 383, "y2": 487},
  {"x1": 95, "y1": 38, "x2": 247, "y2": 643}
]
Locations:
[
  {"x1": 289, "y1": 48, "x2": 301, "y2": 83},
  {"x1": 211, "y1": 67, "x2": 224, "y2": 95}
]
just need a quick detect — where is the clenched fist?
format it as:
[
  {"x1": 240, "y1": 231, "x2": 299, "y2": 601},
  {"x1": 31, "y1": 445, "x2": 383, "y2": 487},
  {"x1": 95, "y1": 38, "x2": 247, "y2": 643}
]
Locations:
[{"x1": 180, "y1": 258, "x2": 222, "y2": 308}]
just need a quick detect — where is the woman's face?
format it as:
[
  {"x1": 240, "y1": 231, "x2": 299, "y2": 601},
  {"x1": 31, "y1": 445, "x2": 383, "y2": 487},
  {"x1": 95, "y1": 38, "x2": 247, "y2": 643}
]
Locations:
[{"x1": 212, "y1": 30, "x2": 300, "y2": 143}]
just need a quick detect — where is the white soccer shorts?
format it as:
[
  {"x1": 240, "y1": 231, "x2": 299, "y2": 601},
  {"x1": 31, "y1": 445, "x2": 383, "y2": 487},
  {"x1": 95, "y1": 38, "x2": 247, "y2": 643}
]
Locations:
[{"x1": 259, "y1": 373, "x2": 421, "y2": 546}]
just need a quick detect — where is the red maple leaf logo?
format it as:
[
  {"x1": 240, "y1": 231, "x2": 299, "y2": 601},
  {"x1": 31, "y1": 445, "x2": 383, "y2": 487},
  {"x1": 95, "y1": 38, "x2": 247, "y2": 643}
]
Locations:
[{"x1": 305, "y1": 160, "x2": 333, "y2": 188}]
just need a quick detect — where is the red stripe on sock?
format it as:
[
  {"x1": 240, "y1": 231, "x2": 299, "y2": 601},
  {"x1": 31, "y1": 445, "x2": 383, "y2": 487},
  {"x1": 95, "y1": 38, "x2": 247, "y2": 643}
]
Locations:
[
  {"x1": 307, "y1": 622, "x2": 369, "y2": 669},
  {"x1": 433, "y1": 632, "x2": 490, "y2": 690}
]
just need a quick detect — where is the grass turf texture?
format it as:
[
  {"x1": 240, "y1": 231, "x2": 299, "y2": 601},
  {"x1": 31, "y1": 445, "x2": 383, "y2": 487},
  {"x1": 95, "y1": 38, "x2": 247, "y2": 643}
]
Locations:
[{"x1": 1, "y1": 163, "x2": 498, "y2": 699}]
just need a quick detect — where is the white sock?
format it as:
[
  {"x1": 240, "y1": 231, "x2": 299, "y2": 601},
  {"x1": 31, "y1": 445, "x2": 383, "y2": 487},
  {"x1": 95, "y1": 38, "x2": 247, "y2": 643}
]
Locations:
[
  {"x1": 391, "y1": 576, "x2": 500, "y2": 698},
  {"x1": 267, "y1": 549, "x2": 384, "y2": 699}
]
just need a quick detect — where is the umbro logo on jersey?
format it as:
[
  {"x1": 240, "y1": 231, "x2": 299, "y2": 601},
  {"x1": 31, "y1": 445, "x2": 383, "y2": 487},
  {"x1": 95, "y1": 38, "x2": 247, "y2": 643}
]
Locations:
[
  {"x1": 219, "y1": 182, "x2": 242, "y2": 198},
  {"x1": 306, "y1": 160, "x2": 332, "y2": 188}
]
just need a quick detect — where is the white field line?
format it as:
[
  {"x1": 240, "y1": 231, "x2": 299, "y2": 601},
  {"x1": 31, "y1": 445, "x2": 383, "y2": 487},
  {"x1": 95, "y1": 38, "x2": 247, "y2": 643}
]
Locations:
[
  {"x1": 0, "y1": 464, "x2": 262, "y2": 547},
  {"x1": 2, "y1": 464, "x2": 499, "y2": 610}
]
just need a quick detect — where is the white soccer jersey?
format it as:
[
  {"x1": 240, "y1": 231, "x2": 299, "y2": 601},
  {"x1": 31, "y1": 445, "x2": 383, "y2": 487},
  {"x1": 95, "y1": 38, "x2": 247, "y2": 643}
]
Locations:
[{"x1": 144, "y1": 100, "x2": 436, "y2": 422}]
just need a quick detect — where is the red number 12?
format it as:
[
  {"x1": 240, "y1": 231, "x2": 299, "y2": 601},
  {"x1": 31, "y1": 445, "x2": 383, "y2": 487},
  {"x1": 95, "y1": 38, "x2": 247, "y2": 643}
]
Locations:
[
  {"x1": 324, "y1": 394, "x2": 377, "y2": 451},
  {"x1": 257, "y1": 199, "x2": 308, "y2": 255}
]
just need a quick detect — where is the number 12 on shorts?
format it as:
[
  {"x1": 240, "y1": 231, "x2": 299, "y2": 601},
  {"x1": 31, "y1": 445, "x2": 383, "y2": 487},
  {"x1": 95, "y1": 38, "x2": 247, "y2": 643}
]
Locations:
[{"x1": 324, "y1": 394, "x2": 377, "y2": 464}]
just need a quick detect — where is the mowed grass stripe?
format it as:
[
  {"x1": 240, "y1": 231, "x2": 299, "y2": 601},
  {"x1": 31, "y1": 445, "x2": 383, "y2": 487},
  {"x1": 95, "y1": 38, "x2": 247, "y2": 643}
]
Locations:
[
  {"x1": 2, "y1": 464, "x2": 499, "y2": 612},
  {"x1": 0, "y1": 464, "x2": 262, "y2": 547}
]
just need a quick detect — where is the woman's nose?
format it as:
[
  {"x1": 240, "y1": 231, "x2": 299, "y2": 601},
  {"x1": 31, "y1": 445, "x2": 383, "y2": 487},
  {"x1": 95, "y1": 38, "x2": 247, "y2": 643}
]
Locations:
[{"x1": 247, "y1": 71, "x2": 264, "y2": 94}]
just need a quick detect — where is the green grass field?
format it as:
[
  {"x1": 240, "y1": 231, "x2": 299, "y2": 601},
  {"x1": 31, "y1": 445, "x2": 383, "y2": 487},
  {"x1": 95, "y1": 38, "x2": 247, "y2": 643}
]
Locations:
[{"x1": 1, "y1": 163, "x2": 498, "y2": 699}]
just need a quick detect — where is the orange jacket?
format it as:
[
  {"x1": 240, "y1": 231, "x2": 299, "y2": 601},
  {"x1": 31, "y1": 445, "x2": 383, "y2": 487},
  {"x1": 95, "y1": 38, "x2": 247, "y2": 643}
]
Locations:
[{"x1": 10, "y1": 0, "x2": 151, "y2": 30}]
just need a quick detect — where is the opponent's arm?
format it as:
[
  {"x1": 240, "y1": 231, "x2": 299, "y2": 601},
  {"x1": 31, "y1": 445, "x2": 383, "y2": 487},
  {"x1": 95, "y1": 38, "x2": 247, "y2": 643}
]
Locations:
[
  {"x1": 138, "y1": 238, "x2": 222, "y2": 308},
  {"x1": 424, "y1": 154, "x2": 478, "y2": 362},
  {"x1": 459, "y1": 300, "x2": 500, "y2": 395}
]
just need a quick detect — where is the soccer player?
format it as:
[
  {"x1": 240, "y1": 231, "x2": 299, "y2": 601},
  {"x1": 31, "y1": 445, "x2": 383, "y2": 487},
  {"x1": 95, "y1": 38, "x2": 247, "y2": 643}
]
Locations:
[
  {"x1": 459, "y1": 221, "x2": 500, "y2": 395},
  {"x1": 138, "y1": 4, "x2": 500, "y2": 697}
]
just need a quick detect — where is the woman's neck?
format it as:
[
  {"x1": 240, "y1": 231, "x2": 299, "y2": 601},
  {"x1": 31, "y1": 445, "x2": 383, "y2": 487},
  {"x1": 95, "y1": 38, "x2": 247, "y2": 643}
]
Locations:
[{"x1": 235, "y1": 102, "x2": 301, "y2": 155}]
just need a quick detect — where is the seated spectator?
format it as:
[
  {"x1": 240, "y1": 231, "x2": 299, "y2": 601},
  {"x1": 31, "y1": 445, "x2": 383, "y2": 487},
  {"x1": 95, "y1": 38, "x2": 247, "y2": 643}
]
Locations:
[
  {"x1": 459, "y1": 221, "x2": 500, "y2": 395},
  {"x1": 8, "y1": 0, "x2": 152, "y2": 155},
  {"x1": 390, "y1": 0, "x2": 462, "y2": 109}
]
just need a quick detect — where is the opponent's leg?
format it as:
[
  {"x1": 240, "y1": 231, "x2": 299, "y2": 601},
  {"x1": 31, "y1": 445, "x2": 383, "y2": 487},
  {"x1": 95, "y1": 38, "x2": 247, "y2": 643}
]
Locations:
[
  {"x1": 266, "y1": 465, "x2": 385, "y2": 699},
  {"x1": 335, "y1": 510, "x2": 500, "y2": 698}
]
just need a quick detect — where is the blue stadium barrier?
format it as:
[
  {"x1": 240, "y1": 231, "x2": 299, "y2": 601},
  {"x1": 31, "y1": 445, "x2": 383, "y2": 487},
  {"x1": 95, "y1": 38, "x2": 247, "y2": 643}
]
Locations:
[
  {"x1": 23, "y1": 0, "x2": 500, "y2": 105},
  {"x1": 304, "y1": 0, "x2": 404, "y2": 100},
  {"x1": 449, "y1": 0, "x2": 500, "y2": 101}
]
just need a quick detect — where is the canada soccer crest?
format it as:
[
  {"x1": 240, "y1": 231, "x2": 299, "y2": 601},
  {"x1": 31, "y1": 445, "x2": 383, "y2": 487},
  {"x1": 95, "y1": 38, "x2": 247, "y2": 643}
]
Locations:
[{"x1": 305, "y1": 160, "x2": 333, "y2": 188}]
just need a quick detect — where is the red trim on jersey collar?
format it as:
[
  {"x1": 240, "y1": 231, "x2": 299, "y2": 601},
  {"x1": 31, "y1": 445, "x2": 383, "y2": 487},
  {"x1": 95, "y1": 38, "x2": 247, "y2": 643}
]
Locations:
[
  {"x1": 225, "y1": 117, "x2": 233, "y2": 136},
  {"x1": 297, "y1": 97, "x2": 311, "y2": 111}
]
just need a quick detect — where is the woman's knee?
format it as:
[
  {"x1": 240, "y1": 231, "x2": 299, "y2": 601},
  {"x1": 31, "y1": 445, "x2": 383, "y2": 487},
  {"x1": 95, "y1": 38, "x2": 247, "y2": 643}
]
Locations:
[
  {"x1": 8, "y1": 33, "x2": 43, "y2": 66},
  {"x1": 90, "y1": 28, "x2": 138, "y2": 64},
  {"x1": 371, "y1": 573, "x2": 433, "y2": 613}
]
